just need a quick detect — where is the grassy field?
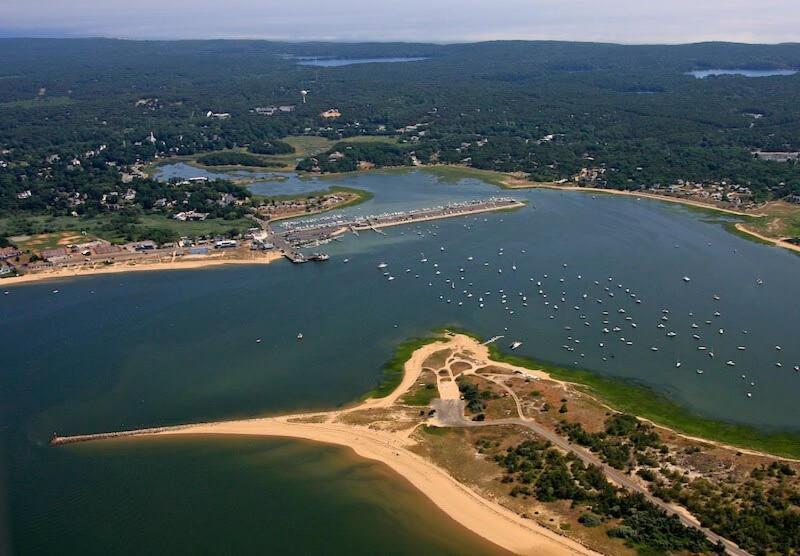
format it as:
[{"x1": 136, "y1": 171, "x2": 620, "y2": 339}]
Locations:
[
  {"x1": 137, "y1": 214, "x2": 254, "y2": 237},
  {"x1": 740, "y1": 201, "x2": 800, "y2": 238},
  {"x1": 400, "y1": 383, "x2": 439, "y2": 406},
  {"x1": 1, "y1": 213, "x2": 254, "y2": 248},
  {"x1": 440, "y1": 328, "x2": 800, "y2": 458}
]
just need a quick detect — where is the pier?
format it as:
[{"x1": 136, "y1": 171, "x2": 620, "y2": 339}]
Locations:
[{"x1": 255, "y1": 197, "x2": 523, "y2": 264}]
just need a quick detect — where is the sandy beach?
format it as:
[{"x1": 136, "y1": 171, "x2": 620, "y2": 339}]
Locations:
[
  {"x1": 157, "y1": 417, "x2": 594, "y2": 556},
  {"x1": 52, "y1": 335, "x2": 596, "y2": 556},
  {"x1": 1, "y1": 251, "x2": 283, "y2": 287},
  {"x1": 734, "y1": 223, "x2": 800, "y2": 254}
]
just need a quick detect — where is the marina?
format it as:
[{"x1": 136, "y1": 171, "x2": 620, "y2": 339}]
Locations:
[
  {"x1": 264, "y1": 197, "x2": 523, "y2": 263},
  {"x1": 3, "y1": 169, "x2": 800, "y2": 555}
]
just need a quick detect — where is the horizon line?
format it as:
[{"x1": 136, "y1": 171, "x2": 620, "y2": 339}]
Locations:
[{"x1": 1, "y1": 33, "x2": 799, "y2": 48}]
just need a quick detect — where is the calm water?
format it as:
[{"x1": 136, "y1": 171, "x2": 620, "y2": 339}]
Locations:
[
  {"x1": 12, "y1": 435, "x2": 500, "y2": 555},
  {"x1": 3, "y1": 168, "x2": 800, "y2": 553},
  {"x1": 688, "y1": 68, "x2": 798, "y2": 78},
  {"x1": 296, "y1": 57, "x2": 429, "y2": 67}
]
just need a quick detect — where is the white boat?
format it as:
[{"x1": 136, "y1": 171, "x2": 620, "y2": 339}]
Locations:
[
  {"x1": 682, "y1": 276, "x2": 691, "y2": 282},
  {"x1": 297, "y1": 333, "x2": 304, "y2": 340},
  {"x1": 510, "y1": 341, "x2": 523, "y2": 350},
  {"x1": 696, "y1": 369, "x2": 704, "y2": 374},
  {"x1": 676, "y1": 361, "x2": 682, "y2": 368},
  {"x1": 377, "y1": 262, "x2": 388, "y2": 269},
  {"x1": 726, "y1": 360, "x2": 736, "y2": 366}
]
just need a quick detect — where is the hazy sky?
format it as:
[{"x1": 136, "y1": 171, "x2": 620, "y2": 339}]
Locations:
[{"x1": 2, "y1": 0, "x2": 799, "y2": 44}]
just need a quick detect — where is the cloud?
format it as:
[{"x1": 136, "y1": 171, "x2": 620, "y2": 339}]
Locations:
[{"x1": 1, "y1": 0, "x2": 798, "y2": 43}]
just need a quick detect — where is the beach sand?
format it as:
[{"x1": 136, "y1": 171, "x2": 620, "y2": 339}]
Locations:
[
  {"x1": 1, "y1": 251, "x2": 283, "y2": 287},
  {"x1": 53, "y1": 335, "x2": 595, "y2": 555},
  {"x1": 157, "y1": 417, "x2": 594, "y2": 556}
]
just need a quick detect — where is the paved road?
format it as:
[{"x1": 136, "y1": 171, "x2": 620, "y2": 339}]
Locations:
[{"x1": 433, "y1": 380, "x2": 749, "y2": 556}]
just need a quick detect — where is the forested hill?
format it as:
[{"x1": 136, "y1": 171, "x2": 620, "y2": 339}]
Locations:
[{"x1": 1, "y1": 38, "x2": 800, "y2": 229}]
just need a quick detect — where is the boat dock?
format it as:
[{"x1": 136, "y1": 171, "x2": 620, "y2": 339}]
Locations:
[{"x1": 259, "y1": 197, "x2": 523, "y2": 264}]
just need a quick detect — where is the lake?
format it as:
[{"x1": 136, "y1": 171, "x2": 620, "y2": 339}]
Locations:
[
  {"x1": 295, "y1": 56, "x2": 429, "y2": 67},
  {"x1": 688, "y1": 68, "x2": 798, "y2": 78},
  {"x1": 3, "y1": 168, "x2": 800, "y2": 553}
]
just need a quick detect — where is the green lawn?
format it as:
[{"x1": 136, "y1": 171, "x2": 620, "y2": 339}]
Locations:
[
  {"x1": 137, "y1": 214, "x2": 254, "y2": 237},
  {"x1": 1, "y1": 213, "x2": 254, "y2": 247},
  {"x1": 401, "y1": 384, "x2": 439, "y2": 406}
]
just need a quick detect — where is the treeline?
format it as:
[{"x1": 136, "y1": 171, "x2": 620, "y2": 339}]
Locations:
[
  {"x1": 3, "y1": 38, "x2": 800, "y2": 232},
  {"x1": 485, "y1": 435, "x2": 716, "y2": 554},
  {"x1": 296, "y1": 142, "x2": 421, "y2": 172},
  {"x1": 247, "y1": 140, "x2": 295, "y2": 155}
]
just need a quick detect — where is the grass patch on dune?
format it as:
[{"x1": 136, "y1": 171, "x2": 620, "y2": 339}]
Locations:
[
  {"x1": 401, "y1": 385, "x2": 439, "y2": 406},
  {"x1": 440, "y1": 328, "x2": 800, "y2": 458},
  {"x1": 364, "y1": 335, "x2": 444, "y2": 400},
  {"x1": 722, "y1": 222, "x2": 775, "y2": 245},
  {"x1": 486, "y1": 345, "x2": 800, "y2": 458}
]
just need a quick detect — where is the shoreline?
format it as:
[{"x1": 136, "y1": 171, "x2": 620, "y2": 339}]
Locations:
[
  {"x1": 733, "y1": 223, "x2": 800, "y2": 254},
  {"x1": 54, "y1": 332, "x2": 788, "y2": 553},
  {"x1": 509, "y1": 182, "x2": 763, "y2": 218},
  {"x1": 52, "y1": 335, "x2": 596, "y2": 556},
  {"x1": 1, "y1": 252, "x2": 283, "y2": 287},
  {"x1": 159, "y1": 420, "x2": 594, "y2": 556}
]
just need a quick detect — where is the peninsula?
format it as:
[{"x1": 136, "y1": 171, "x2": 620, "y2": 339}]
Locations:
[{"x1": 52, "y1": 332, "x2": 798, "y2": 555}]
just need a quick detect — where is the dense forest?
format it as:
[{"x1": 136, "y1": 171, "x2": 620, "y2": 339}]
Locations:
[{"x1": 1, "y1": 38, "x2": 799, "y2": 242}]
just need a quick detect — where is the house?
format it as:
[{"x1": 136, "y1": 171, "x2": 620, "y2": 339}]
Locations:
[
  {"x1": 218, "y1": 193, "x2": 236, "y2": 207},
  {"x1": 173, "y1": 211, "x2": 209, "y2": 221},
  {"x1": 17, "y1": 190, "x2": 32, "y2": 200},
  {"x1": 214, "y1": 240, "x2": 238, "y2": 249},
  {"x1": 320, "y1": 108, "x2": 342, "y2": 119},
  {"x1": 41, "y1": 247, "x2": 69, "y2": 260},
  {"x1": 133, "y1": 241, "x2": 157, "y2": 251},
  {"x1": 278, "y1": 105, "x2": 295, "y2": 113},
  {"x1": 0, "y1": 247, "x2": 21, "y2": 260}
]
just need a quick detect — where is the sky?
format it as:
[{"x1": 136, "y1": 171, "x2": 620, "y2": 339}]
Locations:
[{"x1": 1, "y1": 0, "x2": 799, "y2": 44}]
